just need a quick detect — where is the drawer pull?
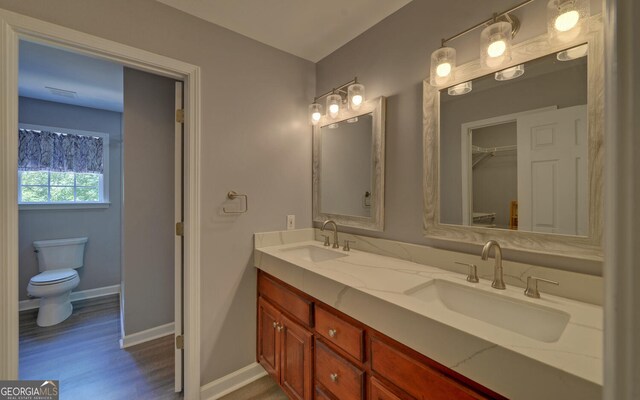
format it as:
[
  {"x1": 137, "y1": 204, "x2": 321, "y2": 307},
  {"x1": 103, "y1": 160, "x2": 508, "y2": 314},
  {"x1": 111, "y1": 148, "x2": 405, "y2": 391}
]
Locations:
[
  {"x1": 328, "y1": 329, "x2": 337, "y2": 338},
  {"x1": 330, "y1": 373, "x2": 339, "y2": 382}
]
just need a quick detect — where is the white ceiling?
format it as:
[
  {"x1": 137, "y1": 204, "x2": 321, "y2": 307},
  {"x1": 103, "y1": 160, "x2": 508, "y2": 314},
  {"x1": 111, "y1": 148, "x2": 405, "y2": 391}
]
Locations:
[
  {"x1": 156, "y1": 0, "x2": 413, "y2": 62},
  {"x1": 19, "y1": 40, "x2": 123, "y2": 112}
]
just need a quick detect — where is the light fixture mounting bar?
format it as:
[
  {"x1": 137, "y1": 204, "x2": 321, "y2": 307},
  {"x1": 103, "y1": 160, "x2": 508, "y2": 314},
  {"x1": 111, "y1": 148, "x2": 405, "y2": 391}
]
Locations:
[
  {"x1": 313, "y1": 77, "x2": 357, "y2": 102},
  {"x1": 440, "y1": 0, "x2": 534, "y2": 45}
]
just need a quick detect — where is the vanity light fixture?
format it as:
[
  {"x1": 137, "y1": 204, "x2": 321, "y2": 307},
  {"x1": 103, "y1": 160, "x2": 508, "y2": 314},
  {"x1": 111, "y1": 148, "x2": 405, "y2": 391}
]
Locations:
[
  {"x1": 447, "y1": 81, "x2": 473, "y2": 96},
  {"x1": 427, "y1": 0, "x2": 533, "y2": 87},
  {"x1": 557, "y1": 43, "x2": 588, "y2": 61},
  {"x1": 308, "y1": 77, "x2": 366, "y2": 124},
  {"x1": 495, "y1": 64, "x2": 525, "y2": 81},
  {"x1": 547, "y1": 0, "x2": 590, "y2": 43}
]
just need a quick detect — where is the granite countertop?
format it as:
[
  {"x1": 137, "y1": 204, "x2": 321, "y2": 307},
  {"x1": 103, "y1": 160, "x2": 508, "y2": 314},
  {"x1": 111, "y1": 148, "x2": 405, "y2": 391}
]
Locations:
[{"x1": 254, "y1": 230, "x2": 603, "y2": 400}]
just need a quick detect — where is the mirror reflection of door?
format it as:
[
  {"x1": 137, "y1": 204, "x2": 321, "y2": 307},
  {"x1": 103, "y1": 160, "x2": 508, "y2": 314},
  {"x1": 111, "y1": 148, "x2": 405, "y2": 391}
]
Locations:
[{"x1": 319, "y1": 114, "x2": 373, "y2": 218}]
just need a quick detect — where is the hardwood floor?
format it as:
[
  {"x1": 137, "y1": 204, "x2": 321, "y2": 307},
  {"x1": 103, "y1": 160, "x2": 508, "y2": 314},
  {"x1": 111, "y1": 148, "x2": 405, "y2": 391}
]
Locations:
[{"x1": 19, "y1": 295, "x2": 181, "y2": 400}]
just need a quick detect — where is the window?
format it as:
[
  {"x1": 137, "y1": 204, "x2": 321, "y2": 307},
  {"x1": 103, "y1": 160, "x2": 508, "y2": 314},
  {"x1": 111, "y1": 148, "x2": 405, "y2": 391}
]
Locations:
[{"x1": 18, "y1": 124, "x2": 109, "y2": 207}]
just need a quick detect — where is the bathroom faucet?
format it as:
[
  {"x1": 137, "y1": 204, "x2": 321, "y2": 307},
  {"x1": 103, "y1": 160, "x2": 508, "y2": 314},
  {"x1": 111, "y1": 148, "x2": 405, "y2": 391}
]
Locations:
[
  {"x1": 321, "y1": 220, "x2": 340, "y2": 249},
  {"x1": 481, "y1": 240, "x2": 506, "y2": 290}
]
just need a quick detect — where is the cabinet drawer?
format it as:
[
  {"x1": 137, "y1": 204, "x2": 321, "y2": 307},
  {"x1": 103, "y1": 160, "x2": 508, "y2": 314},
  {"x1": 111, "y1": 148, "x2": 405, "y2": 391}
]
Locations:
[
  {"x1": 315, "y1": 385, "x2": 335, "y2": 400},
  {"x1": 315, "y1": 340, "x2": 364, "y2": 400},
  {"x1": 369, "y1": 378, "x2": 403, "y2": 400},
  {"x1": 315, "y1": 306, "x2": 364, "y2": 361},
  {"x1": 371, "y1": 337, "x2": 486, "y2": 400},
  {"x1": 259, "y1": 273, "x2": 313, "y2": 327}
]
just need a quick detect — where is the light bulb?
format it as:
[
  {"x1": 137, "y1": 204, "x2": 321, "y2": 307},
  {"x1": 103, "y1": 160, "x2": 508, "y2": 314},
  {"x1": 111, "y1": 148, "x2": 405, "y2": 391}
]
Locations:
[
  {"x1": 348, "y1": 83, "x2": 365, "y2": 110},
  {"x1": 308, "y1": 102, "x2": 323, "y2": 125},
  {"x1": 430, "y1": 47, "x2": 456, "y2": 86},
  {"x1": 436, "y1": 62, "x2": 452, "y2": 77},
  {"x1": 326, "y1": 93, "x2": 342, "y2": 119},
  {"x1": 487, "y1": 39, "x2": 506, "y2": 58},
  {"x1": 555, "y1": 10, "x2": 579, "y2": 31}
]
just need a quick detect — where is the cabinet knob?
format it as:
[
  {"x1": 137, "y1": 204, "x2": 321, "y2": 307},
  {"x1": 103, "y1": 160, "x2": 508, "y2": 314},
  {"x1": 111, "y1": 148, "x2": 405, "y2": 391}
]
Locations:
[
  {"x1": 272, "y1": 321, "x2": 277, "y2": 329},
  {"x1": 276, "y1": 324, "x2": 283, "y2": 332},
  {"x1": 330, "y1": 373, "x2": 339, "y2": 382},
  {"x1": 328, "y1": 329, "x2": 337, "y2": 338}
]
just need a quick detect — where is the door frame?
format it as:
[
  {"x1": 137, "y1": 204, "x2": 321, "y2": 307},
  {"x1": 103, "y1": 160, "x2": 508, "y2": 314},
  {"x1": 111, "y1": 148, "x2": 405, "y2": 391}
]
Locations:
[{"x1": 0, "y1": 8, "x2": 202, "y2": 399}]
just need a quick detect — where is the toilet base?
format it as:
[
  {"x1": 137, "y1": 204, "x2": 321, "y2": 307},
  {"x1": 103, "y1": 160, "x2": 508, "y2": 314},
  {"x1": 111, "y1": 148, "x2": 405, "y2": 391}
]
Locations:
[{"x1": 36, "y1": 291, "x2": 73, "y2": 327}]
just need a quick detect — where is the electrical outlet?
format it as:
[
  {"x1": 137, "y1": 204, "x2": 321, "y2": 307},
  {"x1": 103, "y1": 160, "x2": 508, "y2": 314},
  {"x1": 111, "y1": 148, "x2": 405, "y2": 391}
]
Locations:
[{"x1": 287, "y1": 215, "x2": 295, "y2": 230}]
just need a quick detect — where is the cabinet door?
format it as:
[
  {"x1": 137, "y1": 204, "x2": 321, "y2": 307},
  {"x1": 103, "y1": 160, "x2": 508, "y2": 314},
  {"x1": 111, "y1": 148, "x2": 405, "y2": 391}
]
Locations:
[
  {"x1": 258, "y1": 297, "x2": 280, "y2": 381},
  {"x1": 281, "y1": 314, "x2": 313, "y2": 400},
  {"x1": 369, "y1": 377, "x2": 403, "y2": 400}
]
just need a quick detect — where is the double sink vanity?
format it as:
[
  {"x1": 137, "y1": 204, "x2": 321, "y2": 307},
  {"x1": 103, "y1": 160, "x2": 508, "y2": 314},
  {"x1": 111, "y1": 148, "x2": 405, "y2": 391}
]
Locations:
[
  {"x1": 254, "y1": 228, "x2": 602, "y2": 400},
  {"x1": 255, "y1": 14, "x2": 605, "y2": 400}
]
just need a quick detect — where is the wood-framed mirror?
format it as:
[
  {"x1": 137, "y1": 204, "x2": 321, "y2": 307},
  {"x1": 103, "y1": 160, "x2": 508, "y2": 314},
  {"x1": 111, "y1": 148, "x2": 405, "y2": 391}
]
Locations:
[
  {"x1": 313, "y1": 96, "x2": 386, "y2": 231},
  {"x1": 423, "y1": 16, "x2": 603, "y2": 260}
]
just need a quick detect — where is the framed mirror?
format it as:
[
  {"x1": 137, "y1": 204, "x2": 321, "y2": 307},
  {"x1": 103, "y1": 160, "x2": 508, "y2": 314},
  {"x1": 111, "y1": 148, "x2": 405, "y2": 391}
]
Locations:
[
  {"x1": 423, "y1": 17, "x2": 603, "y2": 260},
  {"x1": 313, "y1": 96, "x2": 386, "y2": 231}
]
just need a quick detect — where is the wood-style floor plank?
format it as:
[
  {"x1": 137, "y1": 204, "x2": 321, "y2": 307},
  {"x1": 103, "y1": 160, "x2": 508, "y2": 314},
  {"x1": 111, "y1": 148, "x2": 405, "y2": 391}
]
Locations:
[{"x1": 19, "y1": 294, "x2": 181, "y2": 400}]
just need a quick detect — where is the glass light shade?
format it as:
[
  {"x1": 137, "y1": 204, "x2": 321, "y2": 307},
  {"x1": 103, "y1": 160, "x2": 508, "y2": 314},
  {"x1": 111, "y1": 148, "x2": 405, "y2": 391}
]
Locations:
[
  {"x1": 480, "y1": 21, "x2": 513, "y2": 69},
  {"x1": 326, "y1": 94, "x2": 342, "y2": 119},
  {"x1": 495, "y1": 64, "x2": 525, "y2": 81},
  {"x1": 308, "y1": 103, "x2": 323, "y2": 125},
  {"x1": 430, "y1": 47, "x2": 456, "y2": 86},
  {"x1": 557, "y1": 43, "x2": 589, "y2": 61},
  {"x1": 547, "y1": 0, "x2": 590, "y2": 43},
  {"x1": 447, "y1": 81, "x2": 472, "y2": 96},
  {"x1": 348, "y1": 83, "x2": 365, "y2": 110}
]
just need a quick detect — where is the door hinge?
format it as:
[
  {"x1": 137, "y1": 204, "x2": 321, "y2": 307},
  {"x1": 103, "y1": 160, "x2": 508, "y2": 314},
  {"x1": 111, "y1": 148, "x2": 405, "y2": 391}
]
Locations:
[
  {"x1": 176, "y1": 335, "x2": 184, "y2": 350},
  {"x1": 176, "y1": 222, "x2": 184, "y2": 236},
  {"x1": 176, "y1": 109, "x2": 184, "y2": 124}
]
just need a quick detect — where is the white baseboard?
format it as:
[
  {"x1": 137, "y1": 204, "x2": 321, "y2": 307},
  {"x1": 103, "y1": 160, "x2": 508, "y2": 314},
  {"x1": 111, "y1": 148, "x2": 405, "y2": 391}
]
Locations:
[
  {"x1": 200, "y1": 362, "x2": 268, "y2": 400},
  {"x1": 119, "y1": 322, "x2": 174, "y2": 349},
  {"x1": 19, "y1": 283, "x2": 121, "y2": 311}
]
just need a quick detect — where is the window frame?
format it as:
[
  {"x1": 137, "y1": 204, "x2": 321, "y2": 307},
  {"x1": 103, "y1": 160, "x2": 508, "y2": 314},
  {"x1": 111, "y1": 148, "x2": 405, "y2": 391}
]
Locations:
[{"x1": 18, "y1": 123, "x2": 110, "y2": 210}]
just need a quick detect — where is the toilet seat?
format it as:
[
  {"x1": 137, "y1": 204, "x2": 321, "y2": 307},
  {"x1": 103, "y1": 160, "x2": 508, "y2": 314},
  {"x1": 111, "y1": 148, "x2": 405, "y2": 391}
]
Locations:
[{"x1": 29, "y1": 269, "x2": 78, "y2": 286}]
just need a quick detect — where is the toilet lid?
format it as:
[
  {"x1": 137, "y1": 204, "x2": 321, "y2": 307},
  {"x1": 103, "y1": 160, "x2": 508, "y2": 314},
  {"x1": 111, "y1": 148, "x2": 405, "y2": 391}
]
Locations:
[{"x1": 30, "y1": 269, "x2": 78, "y2": 286}]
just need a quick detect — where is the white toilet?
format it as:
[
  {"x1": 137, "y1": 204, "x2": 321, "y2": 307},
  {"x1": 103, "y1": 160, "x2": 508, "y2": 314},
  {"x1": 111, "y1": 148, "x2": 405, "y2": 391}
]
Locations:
[{"x1": 27, "y1": 237, "x2": 88, "y2": 327}]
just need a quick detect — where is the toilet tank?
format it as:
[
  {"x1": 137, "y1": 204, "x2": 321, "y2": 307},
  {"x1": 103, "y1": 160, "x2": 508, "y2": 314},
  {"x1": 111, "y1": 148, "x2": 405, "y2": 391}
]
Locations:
[{"x1": 33, "y1": 237, "x2": 88, "y2": 271}]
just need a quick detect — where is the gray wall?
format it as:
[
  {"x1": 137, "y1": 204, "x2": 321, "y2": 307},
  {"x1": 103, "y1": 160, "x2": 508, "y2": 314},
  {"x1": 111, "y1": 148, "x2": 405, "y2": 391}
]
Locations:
[
  {"x1": 0, "y1": 0, "x2": 315, "y2": 384},
  {"x1": 320, "y1": 116, "x2": 372, "y2": 217},
  {"x1": 121, "y1": 68, "x2": 175, "y2": 335},
  {"x1": 316, "y1": 0, "x2": 603, "y2": 275},
  {"x1": 18, "y1": 97, "x2": 122, "y2": 301}
]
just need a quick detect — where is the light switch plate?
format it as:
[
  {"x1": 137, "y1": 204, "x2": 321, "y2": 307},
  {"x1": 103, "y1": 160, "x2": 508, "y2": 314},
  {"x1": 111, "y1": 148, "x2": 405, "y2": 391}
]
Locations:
[{"x1": 287, "y1": 215, "x2": 295, "y2": 230}]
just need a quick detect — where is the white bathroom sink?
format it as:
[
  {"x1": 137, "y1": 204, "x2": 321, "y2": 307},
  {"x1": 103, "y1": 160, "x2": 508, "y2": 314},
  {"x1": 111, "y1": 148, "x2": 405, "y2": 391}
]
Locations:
[
  {"x1": 405, "y1": 279, "x2": 570, "y2": 342},
  {"x1": 280, "y1": 245, "x2": 348, "y2": 263}
]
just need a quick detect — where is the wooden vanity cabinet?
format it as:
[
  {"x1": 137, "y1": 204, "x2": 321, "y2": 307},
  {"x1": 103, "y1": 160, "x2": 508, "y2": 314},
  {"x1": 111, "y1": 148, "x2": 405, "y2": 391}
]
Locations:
[{"x1": 257, "y1": 271, "x2": 505, "y2": 400}]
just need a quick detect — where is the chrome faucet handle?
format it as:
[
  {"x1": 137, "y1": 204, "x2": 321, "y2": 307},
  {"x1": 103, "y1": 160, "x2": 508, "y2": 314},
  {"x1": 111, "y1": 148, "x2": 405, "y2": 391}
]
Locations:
[
  {"x1": 524, "y1": 276, "x2": 559, "y2": 299},
  {"x1": 455, "y1": 262, "x2": 479, "y2": 283},
  {"x1": 321, "y1": 235, "x2": 331, "y2": 246},
  {"x1": 342, "y1": 240, "x2": 355, "y2": 252}
]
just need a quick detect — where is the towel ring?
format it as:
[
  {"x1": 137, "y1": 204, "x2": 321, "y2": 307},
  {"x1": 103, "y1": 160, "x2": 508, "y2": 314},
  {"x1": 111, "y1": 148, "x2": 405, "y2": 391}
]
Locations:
[{"x1": 223, "y1": 191, "x2": 248, "y2": 214}]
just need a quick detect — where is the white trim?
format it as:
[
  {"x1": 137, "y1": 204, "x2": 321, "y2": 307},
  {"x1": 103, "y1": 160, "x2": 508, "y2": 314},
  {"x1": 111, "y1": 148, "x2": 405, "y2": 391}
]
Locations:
[
  {"x1": 19, "y1": 202, "x2": 111, "y2": 211},
  {"x1": 119, "y1": 322, "x2": 175, "y2": 349},
  {"x1": 459, "y1": 106, "x2": 557, "y2": 225},
  {"x1": 0, "y1": 9, "x2": 202, "y2": 399},
  {"x1": 200, "y1": 363, "x2": 268, "y2": 400},
  {"x1": 19, "y1": 283, "x2": 121, "y2": 311}
]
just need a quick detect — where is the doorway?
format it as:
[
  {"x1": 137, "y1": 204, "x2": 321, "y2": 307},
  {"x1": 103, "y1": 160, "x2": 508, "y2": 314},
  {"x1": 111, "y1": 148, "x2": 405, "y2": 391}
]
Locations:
[{"x1": 0, "y1": 10, "x2": 202, "y2": 400}]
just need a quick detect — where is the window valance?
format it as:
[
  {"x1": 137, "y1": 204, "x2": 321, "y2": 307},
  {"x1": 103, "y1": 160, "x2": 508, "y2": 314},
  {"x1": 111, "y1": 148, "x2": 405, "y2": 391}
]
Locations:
[{"x1": 18, "y1": 129, "x2": 104, "y2": 174}]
